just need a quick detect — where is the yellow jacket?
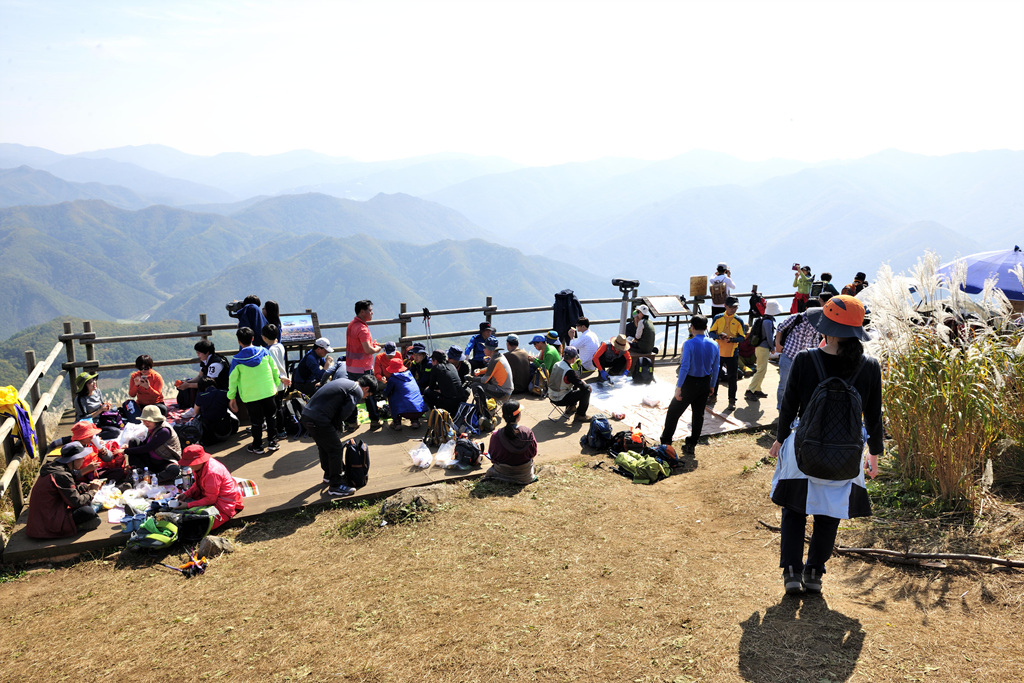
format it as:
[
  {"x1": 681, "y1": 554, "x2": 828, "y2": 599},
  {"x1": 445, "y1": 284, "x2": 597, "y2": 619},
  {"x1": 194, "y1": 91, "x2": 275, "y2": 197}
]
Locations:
[{"x1": 709, "y1": 314, "x2": 746, "y2": 358}]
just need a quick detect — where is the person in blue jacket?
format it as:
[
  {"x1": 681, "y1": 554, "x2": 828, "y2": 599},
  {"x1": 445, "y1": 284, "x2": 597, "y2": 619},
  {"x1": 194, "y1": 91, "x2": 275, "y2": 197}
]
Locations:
[
  {"x1": 228, "y1": 294, "x2": 270, "y2": 347},
  {"x1": 384, "y1": 357, "x2": 427, "y2": 431},
  {"x1": 464, "y1": 321, "x2": 495, "y2": 371}
]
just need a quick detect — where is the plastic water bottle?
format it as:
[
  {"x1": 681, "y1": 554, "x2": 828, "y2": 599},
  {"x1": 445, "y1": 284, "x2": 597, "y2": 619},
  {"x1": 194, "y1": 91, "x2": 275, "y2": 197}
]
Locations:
[
  {"x1": 143, "y1": 467, "x2": 151, "y2": 485},
  {"x1": 131, "y1": 468, "x2": 140, "y2": 485},
  {"x1": 182, "y1": 466, "x2": 193, "y2": 489}
]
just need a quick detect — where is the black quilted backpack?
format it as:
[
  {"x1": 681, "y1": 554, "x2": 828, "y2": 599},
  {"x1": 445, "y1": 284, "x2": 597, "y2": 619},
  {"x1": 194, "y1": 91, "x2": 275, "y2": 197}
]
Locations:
[{"x1": 793, "y1": 352, "x2": 866, "y2": 480}]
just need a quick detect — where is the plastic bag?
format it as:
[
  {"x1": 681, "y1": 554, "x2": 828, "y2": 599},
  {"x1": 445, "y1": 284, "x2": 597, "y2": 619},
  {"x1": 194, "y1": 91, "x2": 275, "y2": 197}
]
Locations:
[
  {"x1": 409, "y1": 443, "x2": 433, "y2": 468},
  {"x1": 434, "y1": 439, "x2": 457, "y2": 468},
  {"x1": 118, "y1": 422, "x2": 148, "y2": 447},
  {"x1": 642, "y1": 395, "x2": 661, "y2": 408}
]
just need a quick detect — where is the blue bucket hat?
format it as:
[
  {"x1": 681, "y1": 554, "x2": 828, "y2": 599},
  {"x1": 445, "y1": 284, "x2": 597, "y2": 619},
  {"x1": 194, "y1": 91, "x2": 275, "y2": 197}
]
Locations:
[{"x1": 447, "y1": 345, "x2": 463, "y2": 360}]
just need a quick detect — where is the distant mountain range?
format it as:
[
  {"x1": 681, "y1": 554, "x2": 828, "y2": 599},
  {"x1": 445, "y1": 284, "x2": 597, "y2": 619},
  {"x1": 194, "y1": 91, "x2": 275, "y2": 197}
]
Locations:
[
  {"x1": 0, "y1": 194, "x2": 611, "y2": 341},
  {"x1": 1, "y1": 142, "x2": 1021, "y2": 344}
]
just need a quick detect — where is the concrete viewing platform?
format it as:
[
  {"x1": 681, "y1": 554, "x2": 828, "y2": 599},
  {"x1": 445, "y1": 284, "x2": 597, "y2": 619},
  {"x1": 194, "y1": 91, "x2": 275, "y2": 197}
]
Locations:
[{"x1": 3, "y1": 363, "x2": 779, "y2": 564}]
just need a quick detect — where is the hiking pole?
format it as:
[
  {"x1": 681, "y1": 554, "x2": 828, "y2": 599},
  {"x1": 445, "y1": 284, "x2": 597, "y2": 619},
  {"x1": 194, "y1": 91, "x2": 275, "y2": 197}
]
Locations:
[{"x1": 422, "y1": 307, "x2": 433, "y2": 353}]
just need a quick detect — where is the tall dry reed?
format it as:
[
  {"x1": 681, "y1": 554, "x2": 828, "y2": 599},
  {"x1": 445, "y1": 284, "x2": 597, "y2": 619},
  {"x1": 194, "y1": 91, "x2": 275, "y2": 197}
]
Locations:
[{"x1": 867, "y1": 251, "x2": 1022, "y2": 506}]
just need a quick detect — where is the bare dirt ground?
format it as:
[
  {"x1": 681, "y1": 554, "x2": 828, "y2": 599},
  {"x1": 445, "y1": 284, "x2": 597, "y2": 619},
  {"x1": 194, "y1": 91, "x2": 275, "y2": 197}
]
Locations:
[{"x1": 3, "y1": 431, "x2": 1023, "y2": 683}]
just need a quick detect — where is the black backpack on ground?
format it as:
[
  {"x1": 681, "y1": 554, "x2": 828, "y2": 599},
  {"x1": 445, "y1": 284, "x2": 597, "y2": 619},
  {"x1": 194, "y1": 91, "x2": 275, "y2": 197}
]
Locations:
[
  {"x1": 580, "y1": 417, "x2": 613, "y2": 451},
  {"x1": 793, "y1": 352, "x2": 866, "y2": 480},
  {"x1": 633, "y1": 357, "x2": 654, "y2": 384},
  {"x1": 174, "y1": 420, "x2": 203, "y2": 448},
  {"x1": 455, "y1": 438, "x2": 484, "y2": 468},
  {"x1": 343, "y1": 439, "x2": 370, "y2": 489},
  {"x1": 453, "y1": 401, "x2": 481, "y2": 436},
  {"x1": 203, "y1": 410, "x2": 239, "y2": 446}
]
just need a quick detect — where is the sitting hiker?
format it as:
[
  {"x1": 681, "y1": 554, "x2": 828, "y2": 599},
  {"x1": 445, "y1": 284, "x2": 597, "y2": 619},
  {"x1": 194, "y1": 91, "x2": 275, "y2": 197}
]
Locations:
[
  {"x1": 228, "y1": 294, "x2": 269, "y2": 347},
  {"x1": 26, "y1": 442, "x2": 103, "y2": 539},
  {"x1": 128, "y1": 354, "x2": 165, "y2": 408},
  {"x1": 736, "y1": 337, "x2": 758, "y2": 379},
  {"x1": 48, "y1": 420, "x2": 127, "y2": 483},
  {"x1": 227, "y1": 326, "x2": 281, "y2": 455},
  {"x1": 465, "y1": 321, "x2": 495, "y2": 371},
  {"x1": 292, "y1": 337, "x2": 334, "y2": 396},
  {"x1": 73, "y1": 372, "x2": 111, "y2": 420},
  {"x1": 117, "y1": 405, "x2": 182, "y2": 483},
  {"x1": 192, "y1": 384, "x2": 232, "y2": 438},
  {"x1": 570, "y1": 317, "x2": 601, "y2": 373},
  {"x1": 531, "y1": 331, "x2": 563, "y2": 374},
  {"x1": 384, "y1": 357, "x2": 427, "y2": 430},
  {"x1": 484, "y1": 400, "x2": 538, "y2": 485},
  {"x1": 407, "y1": 343, "x2": 433, "y2": 391},
  {"x1": 592, "y1": 334, "x2": 632, "y2": 382},
  {"x1": 373, "y1": 341, "x2": 403, "y2": 385},
  {"x1": 548, "y1": 346, "x2": 592, "y2": 422},
  {"x1": 468, "y1": 337, "x2": 513, "y2": 402},
  {"x1": 504, "y1": 334, "x2": 533, "y2": 394},
  {"x1": 177, "y1": 445, "x2": 244, "y2": 529},
  {"x1": 448, "y1": 346, "x2": 471, "y2": 381},
  {"x1": 175, "y1": 340, "x2": 229, "y2": 409},
  {"x1": 423, "y1": 349, "x2": 469, "y2": 413},
  {"x1": 627, "y1": 304, "x2": 658, "y2": 382},
  {"x1": 626, "y1": 304, "x2": 657, "y2": 355},
  {"x1": 300, "y1": 374, "x2": 379, "y2": 497}
]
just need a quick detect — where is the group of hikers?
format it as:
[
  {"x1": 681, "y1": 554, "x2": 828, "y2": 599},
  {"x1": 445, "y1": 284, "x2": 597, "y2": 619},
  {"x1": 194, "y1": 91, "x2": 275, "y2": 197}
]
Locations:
[{"x1": 33, "y1": 274, "x2": 883, "y2": 598}]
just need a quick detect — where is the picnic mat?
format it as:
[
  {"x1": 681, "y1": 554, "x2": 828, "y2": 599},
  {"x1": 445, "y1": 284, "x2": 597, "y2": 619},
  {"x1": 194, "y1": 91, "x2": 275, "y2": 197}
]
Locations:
[{"x1": 587, "y1": 379, "x2": 745, "y2": 443}]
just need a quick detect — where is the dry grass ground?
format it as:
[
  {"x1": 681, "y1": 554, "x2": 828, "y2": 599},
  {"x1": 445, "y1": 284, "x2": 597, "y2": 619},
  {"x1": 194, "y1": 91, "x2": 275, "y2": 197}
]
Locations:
[{"x1": 3, "y1": 432, "x2": 1024, "y2": 683}]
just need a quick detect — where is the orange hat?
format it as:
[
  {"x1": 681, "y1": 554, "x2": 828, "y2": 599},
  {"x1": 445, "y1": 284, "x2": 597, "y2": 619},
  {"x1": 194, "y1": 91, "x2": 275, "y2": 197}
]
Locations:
[
  {"x1": 807, "y1": 294, "x2": 869, "y2": 340},
  {"x1": 71, "y1": 421, "x2": 102, "y2": 441},
  {"x1": 179, "y1": 444, "x2": 212, "y2": 467}
]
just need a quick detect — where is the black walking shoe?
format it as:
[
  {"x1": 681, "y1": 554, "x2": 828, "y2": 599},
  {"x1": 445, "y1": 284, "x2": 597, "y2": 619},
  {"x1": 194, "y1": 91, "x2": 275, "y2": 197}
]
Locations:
[
  {"x1": 783, "y1": 566, "x2": 803, "y2": 595},
  {"x1": 801, "y1": 567, "x2": 822, "y2": 594}
]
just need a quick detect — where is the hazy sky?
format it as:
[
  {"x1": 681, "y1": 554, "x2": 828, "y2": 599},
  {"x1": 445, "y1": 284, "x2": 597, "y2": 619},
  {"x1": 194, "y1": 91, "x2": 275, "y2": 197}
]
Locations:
[{"x1": 2, "y1": 0, "x2": 1022, "y2": 166}]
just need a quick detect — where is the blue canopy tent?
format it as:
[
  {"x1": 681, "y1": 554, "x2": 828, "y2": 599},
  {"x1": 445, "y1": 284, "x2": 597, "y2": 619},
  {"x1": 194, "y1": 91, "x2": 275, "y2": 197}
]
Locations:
[{"x1": 937, "y1": 246, "x2": 1024, "y2": 300}]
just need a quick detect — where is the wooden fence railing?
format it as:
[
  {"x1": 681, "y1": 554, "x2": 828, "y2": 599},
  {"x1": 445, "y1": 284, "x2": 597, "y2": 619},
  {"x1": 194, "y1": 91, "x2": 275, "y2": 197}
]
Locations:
[
  {"x1": 1, "y1": 342, "x2": 67, "y2": 522},
  {"x1": 55, "y1": 286, "x2": 795, "y2": 390}
]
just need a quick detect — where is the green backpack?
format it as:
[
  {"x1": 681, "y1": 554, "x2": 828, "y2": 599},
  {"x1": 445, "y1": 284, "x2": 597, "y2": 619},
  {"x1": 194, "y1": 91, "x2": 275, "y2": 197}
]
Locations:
[{"x1": 128, "y1": 517, "x2": 178, "y2": 549}]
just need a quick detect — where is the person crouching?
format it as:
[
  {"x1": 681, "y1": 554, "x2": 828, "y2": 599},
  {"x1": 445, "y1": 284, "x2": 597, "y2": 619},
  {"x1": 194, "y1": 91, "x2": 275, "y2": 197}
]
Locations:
[{"x1": 176, "y1": 445, "x2": 244, "y2": 529}]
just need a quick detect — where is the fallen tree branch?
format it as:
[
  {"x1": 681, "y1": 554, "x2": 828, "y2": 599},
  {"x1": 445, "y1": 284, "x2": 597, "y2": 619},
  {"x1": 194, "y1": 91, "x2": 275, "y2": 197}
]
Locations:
[
  {"x1": 832, "y1": 546, "x2": 1024, "y2": 569},
  {"x1": 756, "y1": 520, "x2": 1024, "y2": 568}
]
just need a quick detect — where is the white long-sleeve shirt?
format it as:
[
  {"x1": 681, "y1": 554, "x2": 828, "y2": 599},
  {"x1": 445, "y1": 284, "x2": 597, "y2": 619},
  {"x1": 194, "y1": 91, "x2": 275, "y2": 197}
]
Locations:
[{"x1": 571, "y1": 329, "x2": 601, "y2": 371}]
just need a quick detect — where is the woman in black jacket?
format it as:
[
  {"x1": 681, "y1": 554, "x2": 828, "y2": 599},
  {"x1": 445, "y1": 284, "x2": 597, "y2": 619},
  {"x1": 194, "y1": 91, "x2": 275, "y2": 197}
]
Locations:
[{"x1": 768, "y1": 295, "x2": 883, "y2": 596}]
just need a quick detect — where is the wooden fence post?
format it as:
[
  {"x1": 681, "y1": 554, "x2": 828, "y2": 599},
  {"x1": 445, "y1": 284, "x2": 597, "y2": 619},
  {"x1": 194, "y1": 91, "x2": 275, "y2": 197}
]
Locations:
[
  {"x1": 24, "y1": 349, "x2": 49, "y2": 450},
  {"x1": 400, "y1": 303, "x2": 407, "y2": 346},
  {"x1": 63, "y1": 321, "x2": 76, "y2": 396},
  {"x1": 485, "y1": 296, "x2": 493, "y2": 328},
  {"x1": 199, "y1": 313, "x2": 209, "y2": 340},
  {"x1": 83, "y1": 320, "x2": 95, "y2": 368}
]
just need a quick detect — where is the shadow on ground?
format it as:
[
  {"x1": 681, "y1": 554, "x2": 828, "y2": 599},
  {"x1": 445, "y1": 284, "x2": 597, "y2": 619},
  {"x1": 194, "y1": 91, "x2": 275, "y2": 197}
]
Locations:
[{"x1": 738, "y1": 596, "x2": 865, "y2": 682}]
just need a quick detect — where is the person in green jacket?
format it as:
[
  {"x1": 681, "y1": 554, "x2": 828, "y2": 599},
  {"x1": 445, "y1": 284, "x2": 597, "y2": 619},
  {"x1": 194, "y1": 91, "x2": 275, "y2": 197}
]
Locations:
[
  {"x1": 227, "y1": 326, "x2": 280, "y2": 455},
  {"x1": 531, "y1": 331, "x2": 563, "y2": 373},
  {"x1": 791, "y1": 264, "x2": 813, "y2": 313}
]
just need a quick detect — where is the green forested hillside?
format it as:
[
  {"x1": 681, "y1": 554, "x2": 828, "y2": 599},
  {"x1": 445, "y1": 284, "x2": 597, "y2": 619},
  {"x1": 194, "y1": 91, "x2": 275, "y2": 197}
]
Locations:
[{"x1": 151, "y1": 235, "x2": 617, "y2": 340}]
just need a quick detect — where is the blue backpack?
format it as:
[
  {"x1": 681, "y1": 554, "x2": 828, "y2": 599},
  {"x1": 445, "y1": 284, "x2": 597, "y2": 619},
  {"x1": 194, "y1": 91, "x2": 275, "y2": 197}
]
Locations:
[{"x1": 580, "y1": 417, "x2": 613, "y2": 451}]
